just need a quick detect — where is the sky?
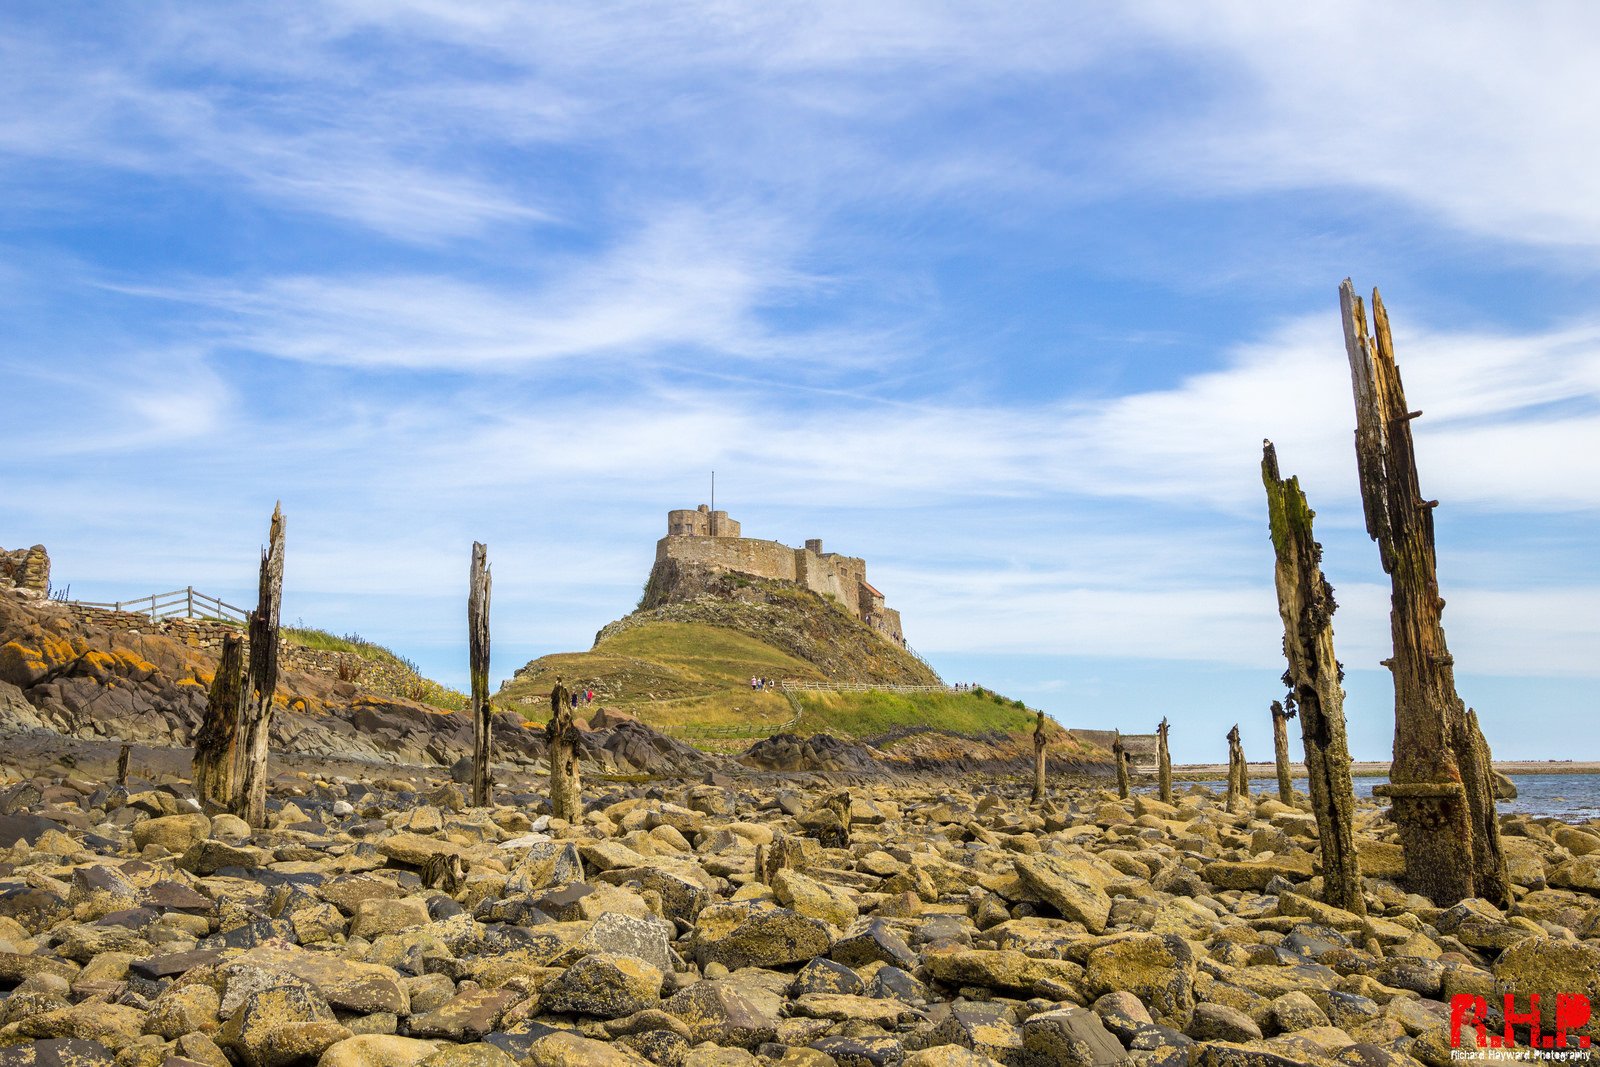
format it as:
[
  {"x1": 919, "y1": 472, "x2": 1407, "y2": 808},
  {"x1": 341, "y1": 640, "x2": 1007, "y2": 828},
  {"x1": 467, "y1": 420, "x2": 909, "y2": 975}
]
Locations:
[{"x1": 3, "y1": 2, "x2": 1597, "y2": 764}]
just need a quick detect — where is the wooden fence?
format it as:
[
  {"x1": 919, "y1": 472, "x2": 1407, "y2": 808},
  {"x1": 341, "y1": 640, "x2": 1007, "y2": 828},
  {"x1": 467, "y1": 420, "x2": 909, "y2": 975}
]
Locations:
[
  {"x1": 71, "y1": 587, "x2": 248, "y2": 624},
  {"x1": 778, "y1": 680, "x2": 957, "y2": 694}
]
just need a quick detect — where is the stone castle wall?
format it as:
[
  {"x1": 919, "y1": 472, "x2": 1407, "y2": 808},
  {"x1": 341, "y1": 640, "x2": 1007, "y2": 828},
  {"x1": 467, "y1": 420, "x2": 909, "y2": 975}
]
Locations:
[
  {"x1": 61, "y1": 605, "x2": 425, "y2": 699},
  {"x1": 655, "y1": 535, "x2": 873, "y2": 618},
  {"x1": 653, "y1": 506, "x2": 904, "y2": 643}
]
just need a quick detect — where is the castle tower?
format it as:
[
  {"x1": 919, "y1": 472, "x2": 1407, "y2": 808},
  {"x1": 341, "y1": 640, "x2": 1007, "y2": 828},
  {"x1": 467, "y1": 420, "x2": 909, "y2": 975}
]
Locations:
[{"x1": 665, "y1": 504, "x2": 741, "y2": 539}]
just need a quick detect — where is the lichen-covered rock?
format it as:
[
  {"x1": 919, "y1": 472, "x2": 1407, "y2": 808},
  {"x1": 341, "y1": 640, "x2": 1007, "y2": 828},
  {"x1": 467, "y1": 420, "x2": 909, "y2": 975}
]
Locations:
[
  {"x1": 772, "y1": 869, "x2": 857, "y2": 929},
  {"x1": 1084, "y1": 935, "x2": 1197, "y2": 1030},
  {"x1": 132, "y1": 812, "x2": 211, "y2": 853},
  {"x1": 541, "y1": 953, "x2": 664, "y2": 1019},
  {"x1": 693, "y1": 903, "x2": 834, "y2": 970},
  {"x1": 1013, "y1": 854, "x2": 1112, "y2": 933},
  {"x1": 318, "y1": 1035, "x2": 442, "y2": 1067},
  {"x1": 1492, "y1": 936, "x2": 1600, "y2": 1041},
  {"x1": 1022, "y1": 1005, "x2": 1129, "y2": 1066}
]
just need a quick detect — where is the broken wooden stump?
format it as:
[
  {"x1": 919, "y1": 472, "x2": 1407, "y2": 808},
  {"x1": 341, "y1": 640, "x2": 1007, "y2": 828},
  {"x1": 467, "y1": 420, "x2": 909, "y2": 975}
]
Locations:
[
  {"x1": 1270, "y1": 699, "x2": 1295, "y2": 804},
  {"x1": 234, "y1": 504, "x2": 284, "y2": 829},
  {"x1": 547, "y1": 676, "x2": 582, "y2": 823},
  {"x1": 1030, "y1": 709, "x2": 1047, "y2": 804},
  {"x1": 1341, "y1": 280, "x2": 1508, "y2": 906},
  {"x1": 1157, "y1": 717, "x2": 1172, "y2": 804},
  {"x1": 1225, "y1": 724, "x2": 1247, "y2": 812},
  {"x1": 468, "y1": 541, "x2": 493, "y2": 808},
  {"x1": 1113, "y1": 732, "x2": 1130, "y2": 800},
  {"x1": 192, "y1": 633, "x2": 244, "y2": 815},
  {"x1": 1262, "y1": 439, "x2": 1366, "y2": 915}
]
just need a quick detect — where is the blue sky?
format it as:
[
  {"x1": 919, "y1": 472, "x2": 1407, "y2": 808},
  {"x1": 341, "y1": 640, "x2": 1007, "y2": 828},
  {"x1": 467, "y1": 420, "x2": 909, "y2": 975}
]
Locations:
[{"x1": 4, "y1": 3, "x2": 1598, "y2": 763}]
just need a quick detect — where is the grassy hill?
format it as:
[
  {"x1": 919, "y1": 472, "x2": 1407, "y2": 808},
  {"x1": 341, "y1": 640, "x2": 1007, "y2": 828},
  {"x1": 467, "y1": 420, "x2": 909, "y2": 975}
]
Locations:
[
  {"x1": 497, "y1": 617, "x2": 1047, "y2": 749},
  {"x1": 498, "y1": 559, "x2": 1070, "y2": 750}
]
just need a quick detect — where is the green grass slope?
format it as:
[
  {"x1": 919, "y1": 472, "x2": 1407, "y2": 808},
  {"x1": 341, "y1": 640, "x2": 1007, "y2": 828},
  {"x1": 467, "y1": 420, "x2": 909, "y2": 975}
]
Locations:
[
  {"x1": 498, "y1": 617, "x2": 1045, "y2": 749},
  {"x1": 791, "y1": 688, "x2": 1039, "y2": 737}
]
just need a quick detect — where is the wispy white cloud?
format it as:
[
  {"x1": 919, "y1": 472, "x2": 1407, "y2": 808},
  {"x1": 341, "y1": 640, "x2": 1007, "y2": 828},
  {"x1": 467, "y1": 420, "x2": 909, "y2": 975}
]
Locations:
[
  {"x1": 106, "y1": 207, "x2": 830, "y2": 368},
  {"x1": 1126, "y1": 3, "x2": 1600, "y2": 250}
]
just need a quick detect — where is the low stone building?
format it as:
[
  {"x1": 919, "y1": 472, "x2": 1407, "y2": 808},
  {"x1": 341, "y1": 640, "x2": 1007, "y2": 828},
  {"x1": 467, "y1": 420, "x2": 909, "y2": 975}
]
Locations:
[
  {"x1": 1071, "y1": 729, "x2": 1160, "y2": 774},
  {"x1": 655, "y1": 505, "x2": 905, "y2": 644}
]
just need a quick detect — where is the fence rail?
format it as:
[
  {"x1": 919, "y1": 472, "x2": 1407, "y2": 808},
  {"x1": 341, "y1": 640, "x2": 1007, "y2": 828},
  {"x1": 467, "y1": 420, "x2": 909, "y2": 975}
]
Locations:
[
  {"x1": 778, "y1": 679, "x2": 957, "y2": 694},
  {"x1": 71, "y1": 586, "x2": 248, "y2": 624}
]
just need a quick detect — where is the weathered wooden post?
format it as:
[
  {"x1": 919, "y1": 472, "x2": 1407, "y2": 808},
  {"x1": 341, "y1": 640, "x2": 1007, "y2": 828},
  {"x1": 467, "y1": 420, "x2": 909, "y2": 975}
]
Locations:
[
  {"x1": 1270, "y1": 700, "x2": 1295, "y2": 804},
  {"x1": 1030, "y1": 709, "x2": 1048, "y2": 804},
  {"x1": 1156, "y1": 717, "x2": 1172, "y2": 804},
  {"x1": 1113, "y1": 732, "x2": 1130, "y2": 800},
  {"x1": 234, "y1": 504, "x2": 284, "y2": 828},
  {"x1": 1262, "y1": 440, "x2": 1366, "y2": 914},
  {"x1": 117, "y1": 743, "x2": 132, "y2": 787},
  {"x1": 1225, "y1": 724, "x2": 1245, "y2": 812},
  {"x1": 193, "y1": 633, "x2": 244, "y2": 813},
  {"x1": 547, "y1": 676, "x2": 582, "y2": 822},
  {"x1": 468, "y1": 542, "x2": 493, "y2": 808},
  {"x1": 1341, "y1": 281, "x2": 1509, "y2": 906}
]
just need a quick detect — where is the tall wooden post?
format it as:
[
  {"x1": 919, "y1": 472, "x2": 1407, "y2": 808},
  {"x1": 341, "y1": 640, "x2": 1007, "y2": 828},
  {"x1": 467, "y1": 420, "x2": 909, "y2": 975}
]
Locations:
[
  {"x1": 1156, "y1": 717, "x2": 1172, "y2": 804},
  {"x1": 547, "y1": 676, "x2": 581, "y2": 823},
  {"x1": 1113, "y1": 732, "x2": 1130, "y2": 800},
  {"x1": 1030, "y1": 710, "x2": 1047, "y2": 804},
  {"x1": 1262, "y1": 440, "x2": 1366, "y2": 915},
  {"x1": 234, "y1": 504, "x2": 284, "y2": 829},
  {"x1": 468, "y1": 542, "x2": 493, "y2": 808},
  {"x1": 1270, "y1": 700, "x2": 1295, "y2": 804},
  {"x1": 1341, "y1": 281, "x2": 1508, "y2": 906},
  {"x1": 193, "y1": 633, "x2": 244, "y2": 813},
  {"x1": 1225, "y1": 725, "x2": 1246, "y2": 812},
  {"x1": 117, "y1": 743, "x2": 132, "y2": 787}
]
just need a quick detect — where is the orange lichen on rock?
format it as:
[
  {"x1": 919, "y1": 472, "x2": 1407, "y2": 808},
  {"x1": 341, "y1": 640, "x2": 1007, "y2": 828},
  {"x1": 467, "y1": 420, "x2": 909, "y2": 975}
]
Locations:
[{"x1": 0, "y1": 640, "x2": 49, "y2": 685}]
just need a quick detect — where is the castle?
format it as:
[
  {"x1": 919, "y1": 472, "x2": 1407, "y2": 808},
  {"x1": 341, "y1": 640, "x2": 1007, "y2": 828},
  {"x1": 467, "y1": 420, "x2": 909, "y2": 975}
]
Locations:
[{"x1": 657, "y1": 505, "x2": 905, "y2": 645}]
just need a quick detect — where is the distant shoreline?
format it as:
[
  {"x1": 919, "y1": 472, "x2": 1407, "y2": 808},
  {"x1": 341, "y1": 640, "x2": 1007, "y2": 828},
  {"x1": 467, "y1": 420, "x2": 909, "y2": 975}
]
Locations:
[{"x1": 1169, "y1": 760, "x2": 1600, "y2": 780}]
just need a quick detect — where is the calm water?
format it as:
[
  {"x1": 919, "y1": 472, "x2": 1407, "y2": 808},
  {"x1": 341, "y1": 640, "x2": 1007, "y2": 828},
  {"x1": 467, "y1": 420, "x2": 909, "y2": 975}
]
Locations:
[{"x1": 1164, "y1": 773, "x2": 1600, "y2": 824}]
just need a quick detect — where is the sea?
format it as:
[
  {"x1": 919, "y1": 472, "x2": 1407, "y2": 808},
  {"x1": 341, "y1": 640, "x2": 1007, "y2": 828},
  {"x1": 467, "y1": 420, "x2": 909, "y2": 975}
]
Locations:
[{"x1": 1167, "y1": 772, "x2": 1600, "y2": 824}]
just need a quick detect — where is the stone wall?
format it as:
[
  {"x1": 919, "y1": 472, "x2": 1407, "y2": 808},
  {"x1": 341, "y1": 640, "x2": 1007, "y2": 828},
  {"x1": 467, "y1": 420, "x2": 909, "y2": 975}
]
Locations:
[
  {"x1": 657, "y1": 535, "x2": 799, "y2": 582},
  {"x1": 653, "y1": 506, "x2": 907, "y2": 646},
  {"x1": 61, "y1": 605, "x2": 427, "y2": 701},
  {"x1": 0, "y1": 545, "x2": 49, "y2": 596}
]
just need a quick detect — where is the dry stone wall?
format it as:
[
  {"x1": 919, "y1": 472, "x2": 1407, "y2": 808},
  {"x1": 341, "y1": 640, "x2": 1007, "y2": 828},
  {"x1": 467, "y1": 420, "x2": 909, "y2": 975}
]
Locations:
[{"x1": 0, "y1": 545, "x2": 49, "y2": 596}]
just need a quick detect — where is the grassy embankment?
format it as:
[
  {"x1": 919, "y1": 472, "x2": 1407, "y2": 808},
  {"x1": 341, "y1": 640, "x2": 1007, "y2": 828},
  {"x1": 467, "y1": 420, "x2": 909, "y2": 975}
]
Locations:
[
  {"x1": 281, "y1": 626, "x2": 468, "y2": 711},
  {"x1": 497, "y1": 619, "x2": 1041, "y2": 747}
]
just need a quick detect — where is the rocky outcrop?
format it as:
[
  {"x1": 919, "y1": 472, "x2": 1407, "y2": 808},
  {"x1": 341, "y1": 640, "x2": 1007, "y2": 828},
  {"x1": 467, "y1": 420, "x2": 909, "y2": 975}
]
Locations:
[
  {"x1": 739, "y1": 732, "x2": 885, "y2": 774},
  {"x1": 615, "y1": 561, "x2": 939, "y2": 686},
  {"x1": 0, "y1": 588, "x2": 717, "y2": 776}
]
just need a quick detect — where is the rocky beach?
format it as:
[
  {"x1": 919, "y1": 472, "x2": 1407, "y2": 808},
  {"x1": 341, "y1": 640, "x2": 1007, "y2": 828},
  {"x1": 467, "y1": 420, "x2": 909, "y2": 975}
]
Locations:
[{"x1": 0, "y1": 737, "x2": 1598, "y2": 1067}]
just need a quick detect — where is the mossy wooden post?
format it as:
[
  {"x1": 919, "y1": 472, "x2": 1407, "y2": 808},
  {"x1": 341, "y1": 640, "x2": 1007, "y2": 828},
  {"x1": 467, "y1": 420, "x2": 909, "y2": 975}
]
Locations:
[
  {"x1": 1113, "y1": 732, "x2": 1130, "y2": 800},
  {"x1": 1030, "y1": 709, "x2": 1048, "y2": 804},
  {"x1": 193, "y1": 633, "x2": 244, "y2": 813},
  {"x1": 1225, "y1": 725, "x2": 1245, "y2": 812},
  {"x1": 234, "y1": 504, "x2": 284, "y2": 829},
  {"x1": 468, "y1": 542, "x2": 493, "y2": 808},
  {"x1": 1157, "y1": 717, "x2": 1172, "y2": 804},
  {"x1": 547, "y1": 676, "x2": 581, "y2": 822},
  {"x1": 1270, "y1": 700, "x2": 1295, "y2": 804},
  {"x1": 1341, "y1": 281, "x2": 1509, "y2": 906},
  {"x1": 1262, "y1": 440, "x2": 1365, "y2": 914}
]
